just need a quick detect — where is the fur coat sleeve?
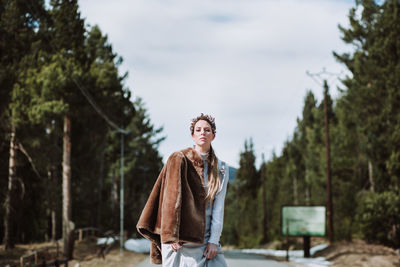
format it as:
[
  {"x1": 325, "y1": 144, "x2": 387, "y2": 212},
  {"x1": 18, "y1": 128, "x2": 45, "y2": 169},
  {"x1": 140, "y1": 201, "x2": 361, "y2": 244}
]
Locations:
[{"x1": 136, "y1": 149, "x2": 207, "y2": 264}]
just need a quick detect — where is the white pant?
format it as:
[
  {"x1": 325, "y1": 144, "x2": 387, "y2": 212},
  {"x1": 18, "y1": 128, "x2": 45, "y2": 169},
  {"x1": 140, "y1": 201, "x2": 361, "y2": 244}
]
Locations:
[{"x1": 161, "y1": 243, "x2": 227, "y2": 267}]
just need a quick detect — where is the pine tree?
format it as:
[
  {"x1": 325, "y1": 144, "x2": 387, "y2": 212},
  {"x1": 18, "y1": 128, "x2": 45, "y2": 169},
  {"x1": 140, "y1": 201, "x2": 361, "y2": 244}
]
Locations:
[
  {"x1": 333, "y1": 0, "x2": 400, "y2": 245},
  {"x1": 1, "y1": 0, "x2": 46, "y2": 249},
  {"x1": 121, "y1": 98, "x2": 164, "y2": 236},
  {"x1": 334, "y1": 0, "x2": 400, "y2": 191},
  {"x1": 263, "y1": 151, "x2": 285, "y2": 240},
  {"x1": 48, "y1": 0, "x2": 86, "y2": 258},
  {"x1": 234, "y1": 139, "x2": 260, "y2": 247},
  {"x1": 297, "y1": 91, "x2": 317, "y2": 204}
]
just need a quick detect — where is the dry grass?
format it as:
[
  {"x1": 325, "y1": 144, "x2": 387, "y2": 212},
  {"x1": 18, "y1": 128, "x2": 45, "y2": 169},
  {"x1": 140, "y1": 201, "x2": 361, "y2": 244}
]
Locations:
[
  {"x1": 0, "y1": 238, "x2": 147, "y2": 267},
  {"x1": 314, "y1": 240, "x2": 400, "y2": 267}
]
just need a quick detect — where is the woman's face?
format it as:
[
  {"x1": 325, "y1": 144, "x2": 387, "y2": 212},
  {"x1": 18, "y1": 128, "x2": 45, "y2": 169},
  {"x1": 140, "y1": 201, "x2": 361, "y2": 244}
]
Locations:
[{"x1": 192, "y1": 120, "x2": 215, "y2": 148}]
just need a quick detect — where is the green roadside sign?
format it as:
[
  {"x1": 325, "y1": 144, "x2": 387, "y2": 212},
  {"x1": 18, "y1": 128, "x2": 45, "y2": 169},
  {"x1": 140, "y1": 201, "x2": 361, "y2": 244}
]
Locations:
[{"x1": 281, "y1": 206, "x2": 326, "y2": 236}]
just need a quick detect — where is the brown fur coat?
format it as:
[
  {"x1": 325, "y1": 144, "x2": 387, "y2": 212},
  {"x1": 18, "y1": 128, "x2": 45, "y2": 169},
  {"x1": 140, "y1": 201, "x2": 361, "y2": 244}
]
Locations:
[{"x1": 136, "y1": 147, "x2": 217, "y2": 264}]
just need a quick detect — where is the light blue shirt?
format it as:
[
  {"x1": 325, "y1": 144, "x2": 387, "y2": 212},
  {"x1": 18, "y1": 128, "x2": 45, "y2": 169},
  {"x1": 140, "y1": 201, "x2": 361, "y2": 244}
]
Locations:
[{"x1": 201, "y1": 155, "x2": 229, "y2": 245}]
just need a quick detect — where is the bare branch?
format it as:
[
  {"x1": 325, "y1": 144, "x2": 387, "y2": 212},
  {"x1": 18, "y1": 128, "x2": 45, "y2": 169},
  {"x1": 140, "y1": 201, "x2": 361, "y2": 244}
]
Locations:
[
  {"x1": 17, "y1": 142, "x2": 42, "y2": 179},
  {"x1": 16, "y1": 177, "x2": 25, "y2": 199}
]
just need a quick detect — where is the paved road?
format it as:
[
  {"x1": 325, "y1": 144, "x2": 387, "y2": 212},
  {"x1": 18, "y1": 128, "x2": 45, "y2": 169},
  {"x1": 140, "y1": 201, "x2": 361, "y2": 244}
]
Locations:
[{"x1": 136, "y1": 251, "x2": 291, "y2": 267}]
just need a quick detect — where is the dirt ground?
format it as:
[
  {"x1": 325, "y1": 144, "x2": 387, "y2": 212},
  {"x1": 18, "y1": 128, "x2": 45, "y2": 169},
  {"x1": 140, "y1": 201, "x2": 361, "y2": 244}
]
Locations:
[
  {"x1": 69, "y1": 246, "x2": 146, "y2": 267},
  {"x1": 313, "y1": 239, "x2": 400, "y2": 267},
  {"x1": 68, "y1": 237, "x2": 147, "y2": 267},
  {"x1": 72, "y1": 239, "x2": 400, "y2": 267},
  {"x1": 0, "y1": 237, "x2": 146, "y2": 267},
  {"x1": 2, "y1": 238, "x2": 400, "y2": 266},
  {"x1": 250, "y1": 238, "x2": 400, "y2": 267}
]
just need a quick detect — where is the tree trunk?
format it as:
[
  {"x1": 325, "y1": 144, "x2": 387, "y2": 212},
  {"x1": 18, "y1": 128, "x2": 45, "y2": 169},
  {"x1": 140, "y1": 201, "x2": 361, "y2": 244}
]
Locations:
[
  {"x1": 95, "y1": 142, "x2": 106, "y2": 228},
  {"x1": 293, "y1": 174, "x2": 298, "y2": 205},
  {"x1": 305, "y1": 170, "x2": 311, "y2": 205},
  {"x1": 3, "y1": 123, "x2": 17, "y2": 249},
  {"x1": 368, "y1": 160, "x2": 374, "y2": 192},
  {"x1": 62, "y1": 115, "x2": 74, "y2": 259},
  {"x1": 323, "y1": 80, "x2": 333, "y2": 243},
  {"x1": 51, "y1": 210, "x2": 56, "y2": 243},
  {"x1": 261, "y1": 164, "x2": 268, "y2": 243},
  {"x1": 51, "y1": 120, "x2": 58, "y2": 243},
  {"x1": 111, "y1": 168, "x2": 119, "y2": 217},
  {"x1": 48, "y1": 164, "x2": 57, "y2": 243},
  {"x1": 293, "y1": 163, "x2": 298, "y2": 205}
]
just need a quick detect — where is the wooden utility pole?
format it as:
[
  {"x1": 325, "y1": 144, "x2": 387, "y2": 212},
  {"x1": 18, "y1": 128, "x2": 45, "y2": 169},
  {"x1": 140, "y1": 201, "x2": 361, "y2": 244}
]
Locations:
[
  {"x1": 306, "y1": 69, "x2": 339, "y2": 244},
  {"x1": 323, "y1": 80, "x2": 333, "y2": 243}
]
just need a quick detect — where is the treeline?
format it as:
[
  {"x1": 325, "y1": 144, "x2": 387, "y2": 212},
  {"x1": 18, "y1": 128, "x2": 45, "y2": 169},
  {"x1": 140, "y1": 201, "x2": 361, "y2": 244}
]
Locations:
[
  {"x1": 0, "y1": 0, "x2": 163, "y2": 253},
  {"x1": 223, "y1": 0, "x2": 400, "y2": 248}
]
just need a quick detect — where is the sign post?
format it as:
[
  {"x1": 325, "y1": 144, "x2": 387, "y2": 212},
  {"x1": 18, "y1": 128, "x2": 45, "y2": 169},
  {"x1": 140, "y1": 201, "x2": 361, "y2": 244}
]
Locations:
[{"x1": 282, "y1": 206, "x2": 326, "y2": 258}]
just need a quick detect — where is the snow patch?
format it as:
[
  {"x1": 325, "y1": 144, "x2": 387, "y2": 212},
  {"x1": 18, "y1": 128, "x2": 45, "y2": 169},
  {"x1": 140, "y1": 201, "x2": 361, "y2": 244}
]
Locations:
[
  {"x1": 125, "y1": 238, "x2": 151, "y2": 253},
  {"x1": 121, "y1": 239, "x2": 332, "y2": 267},
  {"x1": 97, "y1": 236, "x2": 118, "y2": 245},
  {"x1": 240, "y1": 244, "x2": 332, "y2": 267}
]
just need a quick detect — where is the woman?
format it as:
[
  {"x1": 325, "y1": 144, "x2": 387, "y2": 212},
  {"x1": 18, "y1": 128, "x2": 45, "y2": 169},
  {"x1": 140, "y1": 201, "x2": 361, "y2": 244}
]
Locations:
[{"x1": 137, "y1": 113, "x2": 229, "y2": 266}]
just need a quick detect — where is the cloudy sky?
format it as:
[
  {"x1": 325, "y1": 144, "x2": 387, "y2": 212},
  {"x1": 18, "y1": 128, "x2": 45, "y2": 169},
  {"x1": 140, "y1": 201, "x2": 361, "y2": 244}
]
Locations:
[{"x1": 79, "y1": 0, "x2": 354, "y2": 168}]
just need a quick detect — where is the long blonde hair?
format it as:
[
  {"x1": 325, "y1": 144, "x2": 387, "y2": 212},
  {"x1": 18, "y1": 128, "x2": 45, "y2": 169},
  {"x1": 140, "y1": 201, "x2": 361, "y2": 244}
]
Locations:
[{"x1": 205, "y1": 151, "x2": 221, "y2": 206}]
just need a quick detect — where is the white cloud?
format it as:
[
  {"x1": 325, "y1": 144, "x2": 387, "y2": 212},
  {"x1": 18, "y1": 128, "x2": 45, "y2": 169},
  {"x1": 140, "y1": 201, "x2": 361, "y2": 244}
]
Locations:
[{"x1": 79, "y1": 0, "x2": 353, "y2": 167}]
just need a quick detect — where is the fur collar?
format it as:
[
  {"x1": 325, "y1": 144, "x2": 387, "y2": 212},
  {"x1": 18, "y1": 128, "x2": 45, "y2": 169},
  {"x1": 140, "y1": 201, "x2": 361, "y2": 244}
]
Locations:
[
  {"x1": 181, "y1": 146, "x2": 215, "y2": 165},
  {"x1": 181, "y1": 146, "x2": 217, "y2": 183}
]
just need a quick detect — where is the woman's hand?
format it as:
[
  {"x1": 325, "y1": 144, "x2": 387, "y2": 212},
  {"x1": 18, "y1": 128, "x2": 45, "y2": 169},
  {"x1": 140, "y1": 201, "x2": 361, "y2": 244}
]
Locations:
[
  {"x1": 203, "y1": 242, "x2": 218, "y2": 259},
  {"x1": 170, "y1": 242, "x2": 183, "y2": 252}
]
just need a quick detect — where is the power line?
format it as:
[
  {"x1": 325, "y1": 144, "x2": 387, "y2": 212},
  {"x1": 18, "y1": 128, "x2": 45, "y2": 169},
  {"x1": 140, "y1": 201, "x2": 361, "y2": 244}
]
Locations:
[
  {"x1": 71, "y1": 74, "x2": 131, "y2": 134},
  {"x1": 26, "y1": 0, "x2": 130, "y2": 135},
  {"x1": 306, "y1": 67, "x2": 343, "y2": 88}
]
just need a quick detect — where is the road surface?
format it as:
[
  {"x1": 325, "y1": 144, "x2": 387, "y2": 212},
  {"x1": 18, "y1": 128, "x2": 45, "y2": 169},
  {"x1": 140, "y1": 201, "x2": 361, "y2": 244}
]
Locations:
[{"x1": 136, "y1": 250, "x2": 292, "y2": 267}]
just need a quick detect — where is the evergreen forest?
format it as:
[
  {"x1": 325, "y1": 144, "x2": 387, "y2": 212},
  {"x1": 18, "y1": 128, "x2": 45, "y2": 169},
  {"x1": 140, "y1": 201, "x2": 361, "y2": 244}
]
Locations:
[
  {"x1": 222, "y1": 0, "x2": 400, "y2": 249},
  {"x1": 0, "y1": 0, "x2": 164, "y2": 256}
]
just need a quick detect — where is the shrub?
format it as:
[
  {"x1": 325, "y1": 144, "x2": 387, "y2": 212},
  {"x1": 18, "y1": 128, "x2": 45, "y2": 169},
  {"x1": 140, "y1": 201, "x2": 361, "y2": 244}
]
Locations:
[{"x1": 356, "y1": 190, "x2": 400, "y2": 248}]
